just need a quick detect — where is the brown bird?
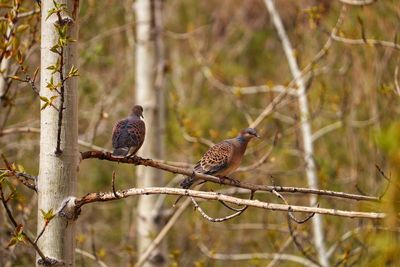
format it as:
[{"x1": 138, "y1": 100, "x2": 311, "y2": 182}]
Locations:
[
  {"x1": 112, "y1": 105, "x2": 146, "y2": 157},
  {"x1": 181, "y1": 128, "x2": 259, "y2": 189}
]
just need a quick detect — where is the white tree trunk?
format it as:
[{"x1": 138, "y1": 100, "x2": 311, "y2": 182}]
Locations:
[
  {"x1": 37, "y1": 1, "x2": 79, "y2": 266},
  {"x1": 264, "y1": 1, "x2": 329, "y2": 266},
  {"x1": 135, "y1": 0, "x2": 166, "y2": 266}
]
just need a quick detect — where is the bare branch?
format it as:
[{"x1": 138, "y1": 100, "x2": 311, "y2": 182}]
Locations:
[
  {"x1": 68, "y1": 187, "x2": 385, "y2": 220},
  {"x1": 81, "y1": 151, "x2": 381, "y2": 202}
]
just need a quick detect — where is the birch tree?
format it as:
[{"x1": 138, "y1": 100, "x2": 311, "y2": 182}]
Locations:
[
  {"x1": 37, "y1": 0, "x2": 79, "y2": 266},
  {"x1": 135, "y1": 0, "x2": 167, "y2": 266},
  {"x1": 264, "y1": 1, "x2": 328, "y2": 266}
]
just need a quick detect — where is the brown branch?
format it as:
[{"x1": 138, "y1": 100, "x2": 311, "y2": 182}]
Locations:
[
  {"x1": 67, "y1": 187, "x2": 385, "y2": 220},
  {"x1": 0, "y1": 170, "x2": 37, "y2": 192},
  {"x1": 55, "y1": 43, "x2": 65, "y2": 156},
  {"x1": 34, "y1": 221, "x2": 49, "y2": 245},
  {"x1": 80, "y1": 151, "x2": 380, "y2": 203},
  {"x1": 111, "y1": 171, "x2": 120, "y2": 199}
]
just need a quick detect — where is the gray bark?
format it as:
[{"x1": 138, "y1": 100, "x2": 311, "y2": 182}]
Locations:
[{"x1": 36, "y1": 1, "x2": 79, "y2": 266}]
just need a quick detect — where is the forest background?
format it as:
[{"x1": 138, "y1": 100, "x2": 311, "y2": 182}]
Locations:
[{"x1": 0, "y1": 0, "x2": 399, "y2": 266}]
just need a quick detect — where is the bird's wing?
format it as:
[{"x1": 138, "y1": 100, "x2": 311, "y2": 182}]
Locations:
[
  {"x1": 194, "y1": 141, "x2": 234, "y2": 176},
  {"x1": 127, "y1": 119, "x2": 146, "y2": 153},
  {"x1": 112, "y1": 118, "x2": 145, "y2": 149},
  {"x1": 112, "y1": 119, "x2": 129, "y2": 149}
]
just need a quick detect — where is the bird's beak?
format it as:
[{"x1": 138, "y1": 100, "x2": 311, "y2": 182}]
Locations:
[
  {"x1": 255, "y1": 133, "x2": 260, "y2": 138},
  {"x1": 141, "y1": 114, "x2": 144, "y2": 119}
]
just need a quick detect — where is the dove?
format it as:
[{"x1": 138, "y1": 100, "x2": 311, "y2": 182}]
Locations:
[
  {"x1": 181, "y1": 128, "x2": 259, "y2": 189},
  {"x1": 112, "y1": 105, "x2": 146, "y2": 157}
]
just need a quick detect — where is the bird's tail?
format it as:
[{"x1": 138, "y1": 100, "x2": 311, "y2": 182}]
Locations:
[
  {"x1": 112, "y1": 147, "x2": 129, "y2": 157},
  {"x1": 180, "y1": 176, "x2": 194, "y2": 189}
]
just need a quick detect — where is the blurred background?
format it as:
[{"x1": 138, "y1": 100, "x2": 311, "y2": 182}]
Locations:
[{"x1": 0, "y1": 0, "x2": 399, "y2": 266}]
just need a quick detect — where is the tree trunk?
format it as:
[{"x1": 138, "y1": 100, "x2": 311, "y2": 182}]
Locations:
[
  {"x1": 264, "y1": 1, "x2": 329, "y2": 266},
  {"x1": 0, "y1": 24, "x2": 12, "y2": 107},
  {"x1": 37, "y1": 1, "x2": 79, "y2": 266},
  {"x1": 135, "y1": 0, "x2": 167, "y2": 266}
]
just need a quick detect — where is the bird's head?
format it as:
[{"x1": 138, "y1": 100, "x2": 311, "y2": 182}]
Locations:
[
  {"x1": 132, "y1": 105, "x2": 144, "y2": 119},
  {"x1": 238, "y1": 128, "x2": 259, "y2": 141}
]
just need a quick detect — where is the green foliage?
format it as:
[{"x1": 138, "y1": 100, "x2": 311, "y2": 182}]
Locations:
[
  {"x1": 40, "y1": 208, "x2": 56, "y2": 223},
  {"x1": 7, "y1": 224, "x2": 26, "y2": 248},
  {"x1": 46, "y1": 1, "x2": 67, "y2": 21}
]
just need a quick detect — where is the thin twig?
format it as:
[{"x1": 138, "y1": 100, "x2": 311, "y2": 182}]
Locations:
[
  {"x1": 272, "y1": 189, "x2": 315, "y2": 224},
  {"x1": 34, "y1": 221, "x2": 49, "y2": 245},
  {"x1": 189, "y1": 193, "x2": 250, "y2": 222},
  {"x1": 111, "y1": 171, "x2": 120, "y2": 199}
]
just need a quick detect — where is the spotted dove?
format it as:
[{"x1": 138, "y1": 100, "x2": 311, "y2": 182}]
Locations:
[
  {"x1": 112, "y1": 105, "x2": 146, "y2": 157},
  {"x1": 181, "y1": 128, "x2": 259, "y2": 189}
]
